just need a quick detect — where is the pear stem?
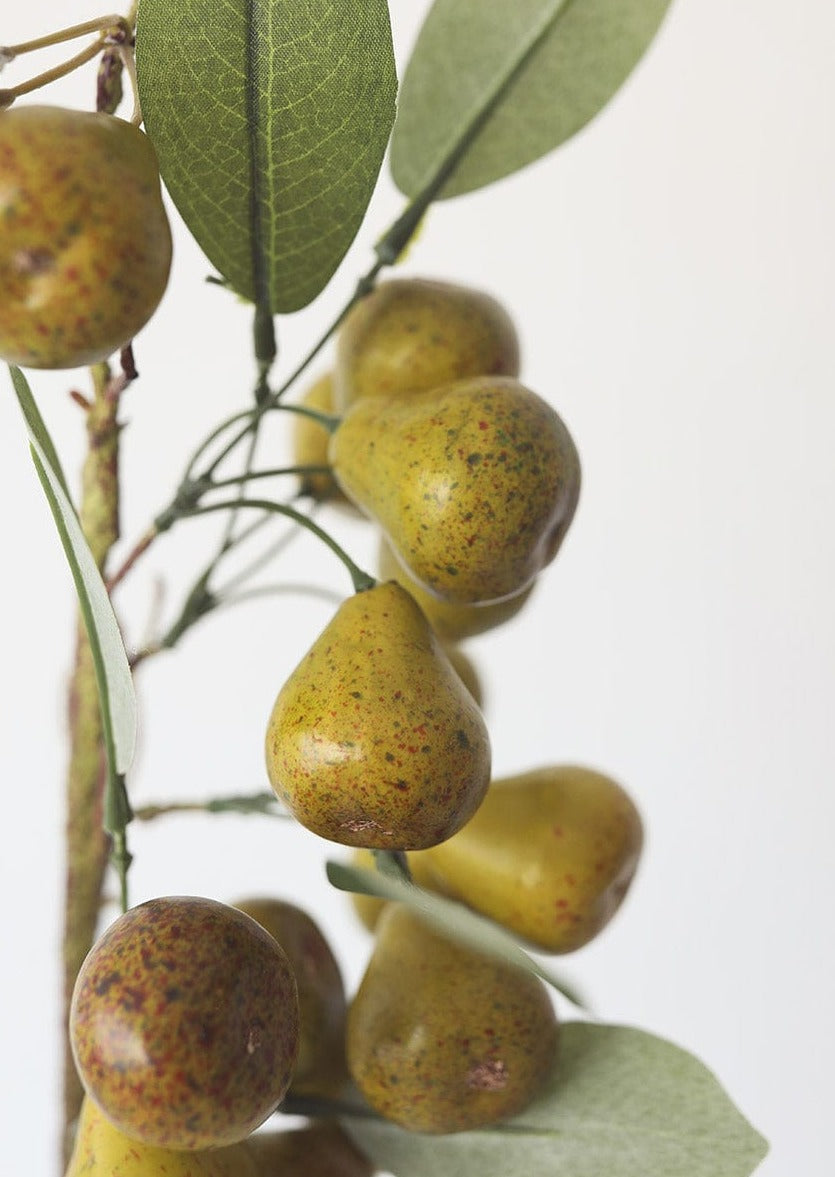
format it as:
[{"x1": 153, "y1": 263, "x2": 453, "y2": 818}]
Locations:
[{"x1": 157, "y1": 497, "x2": 375, "y2": 595}]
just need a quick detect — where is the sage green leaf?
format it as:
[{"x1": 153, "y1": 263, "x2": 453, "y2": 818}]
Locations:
[
  {"x1": 391, "y1": 0, "x2": 672, "y2": 200},
  {"x1": 135, "y1": 0, "x2": 396, "y2": 311},
  {"x1": 8, "y1": 366, "x2": 137, "y2": 776},
  {"x1": 326, "y1": 859, "x2": 585, "y2": 1008},
  {"x1": 344, "y1": 1022, "x2": 769, "y2": 1177}
]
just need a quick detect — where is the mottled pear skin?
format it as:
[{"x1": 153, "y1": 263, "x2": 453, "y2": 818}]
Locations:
[
  {"x1": 0, "y1": 105, "x2": 172, "y2": 369},
  {"x1": 291, "y1": 372, "x2": 348, "y2": 503},
  {"x1": 265, "y1": 581, "x2": 491, "y2": 849},
  {"x1": 347, "y1": 905, "x2": 559, "y2": 1132},
  {"x1": 234, "y1": 897, "x2": 348, "y2": 1097},
  {"x1": 64, "y1": 1098, "x2": 259, "y2": 1177},
  {"x1": 334, "y1": 277, "x2": 519, "y2": 410},
  {"x1": 246, "y1": 1122, "x2": 374, "y2": 1177},
  {"x1": 70, "y1": 896, "x2": 300, "y2": 1150},
  {"x1": 330, "y1": 377, "x2": 581, "y2": 605},
  {"x1": 378, "y1": 534, "x2": 534, "y2": 642},
  {"x1": 410, "y1": 766, "x2": 644, "y2": 953}
]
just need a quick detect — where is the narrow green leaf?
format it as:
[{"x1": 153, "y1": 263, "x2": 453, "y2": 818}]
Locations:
[
  {"x1": 391, "y1": 0, "x2": 672, "y2": 200},
  {"x1": 344, "y1": 1022, "x2": 769, "y2": 1177},
  {"x1": 9, "y1": 365, "x2": 70, "y2": 498},
  {"x1": 326, "y1": 859, "x2": 585, "y2": 1008},
  {"x1": 135, "y1": 0, "x2": 397, "y2": 312},
  {"x1": 8, "y1": 366, "x2": 137, "y2": 776}
]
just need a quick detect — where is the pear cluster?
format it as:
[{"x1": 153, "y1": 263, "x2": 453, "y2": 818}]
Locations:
[
  {"x1": 66, "y1": 279, "x2": 644, "y2": 1162},
  {"x1": 263, "y1": 279, "x2": 644, "y2": 1134}
]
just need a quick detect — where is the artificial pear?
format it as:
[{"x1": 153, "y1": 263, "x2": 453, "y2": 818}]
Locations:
[
  {"x1": 64, "y1": 1098, "x2": 259, "y2": 1177},
  {"x1": 265, "y1": 581, "x2": 491, "y2": 849},
  {"x1": 70, "y1": 896, "x2": 299, "y2": 1151},
  {"x1": 290, "y1": 372, "x2": 348, "y2": 503},
  {"x1": 0, "y1": 105, "x2": 172, "y2": 369},
  {"x1": 409, "y1": 766, "x2": 644, "y2": 953},
  {"x1": 234, "y1": 897, "x2": 348, "y2": 1097},
  {"x1": 377, "y1": 534, "x2": 534, "y2": 642},
  {"x1": 347, "y1": 905, "x2": 559, "y2": 1133},
  {"x1": 334, "y1": 276, "x2": 519, "y2": 410},
  {"x1": 330, "y1": 377, "x2": 581, "y2": 605}
]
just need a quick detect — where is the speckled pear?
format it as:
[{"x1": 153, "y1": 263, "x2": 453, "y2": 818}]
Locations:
[
  {"x1": 0, "y1": 105, "x2": 172, "y2": 369},
  {"x1": 234, "y1": 897, "x2": 348, "y2": 1097},
  {"x1": 334, "y1": 277, "x2": 520, "y2": 410},
  {"x1": 264, "y1": 581, "x2": 491, "y2": 849},
  {"x1": 70, "y1": 896, "x2": 299, "y2": 1150},
  {"x1": 330, "y1": 377, "x2": 581, "y2": 605},
  {"x1": 64, "y1": 1098, "x2": 260, "y2": 1177},
  {"x1": 347, "y1": 905, "x2": 559, "y2": 1132},
  {"x1": 377, "y1": 534, "x2": 534, "y2": 642},
  {"x1": 409, "y1": 766, "x2": 644, "y2": 953},
  {"x1": 290, "y1": 372, "x2": 348, "y2": 503}
]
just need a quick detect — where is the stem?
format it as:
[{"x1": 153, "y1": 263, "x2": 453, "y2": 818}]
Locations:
[
  {"x1": 135, "y1": 792, "x2": 288, "y2": 820},
  {"x1": 61, "y1": 363, "x2": 123, "y2": 1164},
  {"x1": 164, "y1": 498, "x2": 375, "y2": 595}
]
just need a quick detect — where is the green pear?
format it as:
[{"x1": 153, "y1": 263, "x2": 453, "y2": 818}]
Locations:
[
  {"x1": 70, "y1": 896, "x2": 300, "y2": 1151},
  {"x1": 291, "y1": 372, "x2": 349, "y2": 503},
  {"x1": 377, "y1": 534, "x2": 534, "y2": 642},
  {"x1": 347, "y1": 905, "x2": 559, "y2": 1133},
  {"x1": 410, "y1": 766, "x2": 644, "y2": 953},
  {"x1": 334, "y1": 277, "x2": 519, "y2": 410},
  {"x1": 233, "y1": 897, "x2": 348, "y2": 1097},
  {"x1": 329, "y1": 377, "x2": 580, "y2": 605},
  {"x1": 265, "y1": 581, "x2": 491, "y2": 849},
  {"x1": 65, "y1": 1098, "x2": 259, "y2": 1176},
  {"x1": 246, "y1": 1122, "x2": 373, "y2": 1177}
]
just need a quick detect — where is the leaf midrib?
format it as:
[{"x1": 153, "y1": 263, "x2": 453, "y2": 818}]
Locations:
[{"x1": 416, "y1": 0, "x2": 577, "y2": 197}]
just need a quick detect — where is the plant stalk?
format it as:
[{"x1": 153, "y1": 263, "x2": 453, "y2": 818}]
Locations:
[{"x1": 61, "y1": 363, "x2": 122, "y2": 1165}]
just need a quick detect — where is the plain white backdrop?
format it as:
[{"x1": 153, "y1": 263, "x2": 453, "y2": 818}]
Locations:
[{"x1": 1, "y1": 2, "x2": 833, "y2": 1174}]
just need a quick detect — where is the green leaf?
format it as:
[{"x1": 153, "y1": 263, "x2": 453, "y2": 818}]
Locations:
[
  {"x1": 390, "y1": 0, "x2": 672, "y2": 201},
  {"x1": 326, "y1": 859, "x2": 586, "y2": 1009},
  {"x1": 344, "y1": 1022, "x2": 769, "y2": 1177},
  {"x1": 135, "y1": 0, "x2": 397, "y2": 312},
  {"x1": 8, "y1": 366, "x2": 137, "y2": 777}
]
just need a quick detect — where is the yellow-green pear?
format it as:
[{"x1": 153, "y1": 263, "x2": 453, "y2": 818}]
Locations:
[
  {"x1": 334, "y1": 277, "x2": 520, "y2": 410},
  {"x1": 64, "y1": 1098, "x2": 259, "y2": 1177},
  {"x1": 410, "y1": 766, "x2": 644, "y2": 953},
  {"x1": 234, "y1": 897, "x2": 348, "y2": 1097},
  {"x1": 290, "y1": 372, "x2": 347, "y2": 503},
  {"x1": 347, "y1": 905, "x2": 559, "y2": 1133},
  {"x1": 265, "y1": 582, "x2": 491, "y2": 849},
  {"x1": 377, "y1": 534, "x2": 534, "y2": 642},
  {"x1": 330, "y1": 377, "x2": 580, "y2": 605}
]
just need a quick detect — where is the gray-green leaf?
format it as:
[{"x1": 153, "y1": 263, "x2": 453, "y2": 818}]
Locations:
[
  {"x1": 344, "y1": 1022, "x2": 769, "y2": 1177},
  {"x1": 326, "y1": 859, "x2": 585, "y2": 1008},
  {"x1": 391, "y1": 0, "x2": 672, "y2": 200},
  {"x1": 8, "y1": 366, "x2": 137, "y2": 776},
  {"x1": 135, "y1": 0, "x2": 397, "y2": 311}
]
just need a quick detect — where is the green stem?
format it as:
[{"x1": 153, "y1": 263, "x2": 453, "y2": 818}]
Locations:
[
  {"x1": 160, "y1": 497, "x2": 375, "y2": 595},
  {"x1": 134, "y1": 792, "x2": 288, "y2": 821}
]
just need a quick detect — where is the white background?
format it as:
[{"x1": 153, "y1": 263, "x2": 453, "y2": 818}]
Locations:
[{"x1": 1, "y1": 2, "x2": 833, "y2": 1174}]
